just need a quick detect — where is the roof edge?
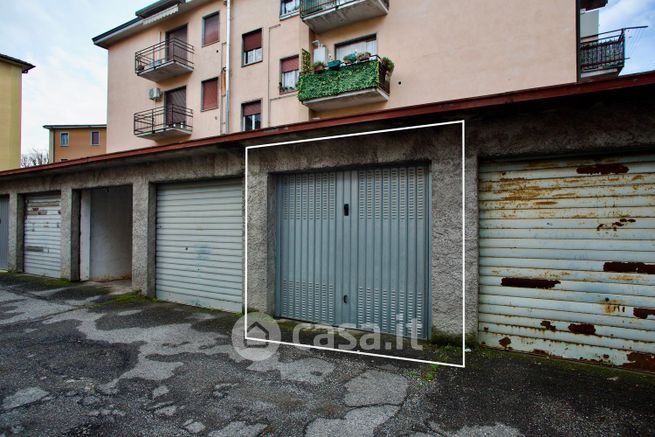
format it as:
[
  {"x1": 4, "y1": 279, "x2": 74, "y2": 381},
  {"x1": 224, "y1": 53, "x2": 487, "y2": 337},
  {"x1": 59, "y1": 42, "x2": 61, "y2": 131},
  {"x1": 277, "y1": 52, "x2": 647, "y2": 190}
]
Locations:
[
  {"x1": 0, "y1": 53, "x2": 35, "y2": 73},
  {"x1": 43, "y1": 124, "x2": 107, "y2": 130}
]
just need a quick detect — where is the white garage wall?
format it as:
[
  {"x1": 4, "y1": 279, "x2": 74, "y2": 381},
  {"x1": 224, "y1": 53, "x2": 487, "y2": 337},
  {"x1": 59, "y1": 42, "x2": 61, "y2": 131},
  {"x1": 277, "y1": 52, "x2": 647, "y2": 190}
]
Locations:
[{"x1": 80, "y1": 186, "x2": 133, "y2": 281}]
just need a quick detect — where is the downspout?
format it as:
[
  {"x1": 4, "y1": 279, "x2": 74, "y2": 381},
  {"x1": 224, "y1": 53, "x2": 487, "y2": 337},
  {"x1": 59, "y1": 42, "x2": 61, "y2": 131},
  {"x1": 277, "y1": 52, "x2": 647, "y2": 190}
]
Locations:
[{"x1": 224, "y1": 0, "x2": 232, "y2": 134}]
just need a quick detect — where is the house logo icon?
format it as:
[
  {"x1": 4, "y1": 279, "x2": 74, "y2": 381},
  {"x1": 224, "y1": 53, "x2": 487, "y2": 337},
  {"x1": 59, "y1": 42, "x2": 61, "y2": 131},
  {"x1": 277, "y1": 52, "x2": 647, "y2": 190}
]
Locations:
[{"x1": 231, "y1": 312, "x2": 281, "y2": 361}]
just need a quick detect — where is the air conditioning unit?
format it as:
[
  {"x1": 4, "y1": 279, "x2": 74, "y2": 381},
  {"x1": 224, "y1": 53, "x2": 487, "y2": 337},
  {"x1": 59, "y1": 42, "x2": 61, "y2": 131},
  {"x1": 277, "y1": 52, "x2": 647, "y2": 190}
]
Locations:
[{"x1": 148, "y1": 87, "x2": 162, "y2": 101}]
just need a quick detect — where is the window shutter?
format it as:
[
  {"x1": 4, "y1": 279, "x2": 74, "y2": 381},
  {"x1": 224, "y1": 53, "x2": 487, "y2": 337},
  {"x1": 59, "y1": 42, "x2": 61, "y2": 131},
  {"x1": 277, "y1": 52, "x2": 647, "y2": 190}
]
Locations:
[
  {"x1": 203, "y1": 13, "x2": 219, "y2": 45},
  {"x1": 243, "y1": 30, "x2": 262, "y2": 51},
  {"x1": 281, "y1": 56, "x2": 299, "y2": 73},
  {"x1": 243, "y1": 101, "x2": 261, "y2": 116},
  {"x1": 202, "y1": 78, "x2": 219, "y2": 110}
]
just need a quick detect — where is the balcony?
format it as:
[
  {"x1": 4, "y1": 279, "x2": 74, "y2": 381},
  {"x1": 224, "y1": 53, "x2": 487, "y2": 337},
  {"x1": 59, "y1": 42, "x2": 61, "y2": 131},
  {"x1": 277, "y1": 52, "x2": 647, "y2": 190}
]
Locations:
[
  {"x1": 579, "y1": 29, "x2": 626, "y2": 79},
  {"x1": 135, "y1": 38, "x2": 194, "y2": 82},
  {"x1": 300, "y1": 0, "x2": 389, "y2": 33},
  {"x1": 298, "y1": 56, "x2": 390, "y2": 111},
  {"x1": 134, "y1": 105, "x2": 193, "y2": 140}
]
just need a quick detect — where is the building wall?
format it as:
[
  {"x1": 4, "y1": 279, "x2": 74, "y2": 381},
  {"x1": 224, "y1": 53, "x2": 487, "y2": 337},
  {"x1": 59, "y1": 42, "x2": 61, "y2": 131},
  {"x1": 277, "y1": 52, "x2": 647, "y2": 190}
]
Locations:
[
  {"x1": 106, "y1": 1, "x2": 224, "y2": 152},
  {"x1": 103, "y1": 0, "x2": 578, "y2": 152},
  {"x1": 0, "y1": 61, "x2": 23, "y2": 171},
  {"x1": 51, "y1": 128, "x2": 107, "y2": 162}
]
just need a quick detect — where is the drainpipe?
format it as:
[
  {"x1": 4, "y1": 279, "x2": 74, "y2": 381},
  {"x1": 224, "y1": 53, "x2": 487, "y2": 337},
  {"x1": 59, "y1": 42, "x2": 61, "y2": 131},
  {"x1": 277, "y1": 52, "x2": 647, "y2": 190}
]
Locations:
[{"x1": 224, "y1": 0, "x2": 232, "y2": 134}]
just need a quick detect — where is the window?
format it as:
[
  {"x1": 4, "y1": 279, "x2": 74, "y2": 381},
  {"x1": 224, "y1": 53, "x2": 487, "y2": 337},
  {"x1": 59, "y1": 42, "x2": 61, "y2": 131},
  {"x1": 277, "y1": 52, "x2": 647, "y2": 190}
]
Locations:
[
  {"x1": 90, "y1": 131, "x2": 100, "y2": 146},
  {"x1": 280, "y1": 0, "x2": 299, "y2": 16},
  {"x1": 242, "y1": 29, "x2": 263, "y2": 66},
  {"x1": 202, "y1": 12, "x2": 219, "y2": 46},
  {"x1": 202, "y1": 78, "x2": 219, "y2": 111},
  {"x1": 60, "y1": 132, "x2": 69, "y2": 146},
  {"x1": 336, "y1": 35, "x2": 377, "y2": 60},
  {"x1": 280, "y1": 56, "x2": 299, "y2": 92},
  {"x1": 242, "y1": 101, "x2": 261, "y2": 131}
]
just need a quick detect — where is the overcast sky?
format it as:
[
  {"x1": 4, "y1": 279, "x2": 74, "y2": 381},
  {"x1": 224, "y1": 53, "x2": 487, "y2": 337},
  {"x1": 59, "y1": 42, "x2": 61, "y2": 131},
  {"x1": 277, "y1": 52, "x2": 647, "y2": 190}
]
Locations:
[{"x1": 0, "y1": 0, "x2": 653, "y2": 155}]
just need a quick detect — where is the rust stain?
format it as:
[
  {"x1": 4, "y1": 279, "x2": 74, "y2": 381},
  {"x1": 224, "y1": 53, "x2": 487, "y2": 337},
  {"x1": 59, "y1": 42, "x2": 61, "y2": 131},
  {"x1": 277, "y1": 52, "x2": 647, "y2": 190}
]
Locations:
[
  {"x1": 596, "y1": 218, "x2": 636, "y2": 232},
  {"x1": 540, "y1": 321, "x2": 556, "y2": 332},
  {"x1": 535, "y1": 201, "x2": 557, "y2": 205},
  {"x1": 498, "y1": 337, "x2": 511, "y2": 348},
  {"x1": 602, "y1": 298, "x2": 625, "y2": 314},
  {"x1": 502, "y1": 189, "x2": 543, "y2": 201},
  {"x1": 568, "y1": 323, "x2": 597, "y2": 335},
  {"x1": 532, "y1": 349, "x2": 550, "y2": 356},
  {"x1": 633, "y1": 308, "x2": 655, "y2": 319},
  {"x1": 631, "y1": 174, "x2": 644, "y2": 181},
  {"x1": 623, "y1": 352, "x2": 655, "y2": 372},
  {"x1": 576, "y1": 163, "x2": 629, "y2": 175},
  {"x1": 603, "y1": 262, "x2": 655, "y2": 275},
  {"x1": 501, "y1": 277, "x2": 560, "y2": 289}
]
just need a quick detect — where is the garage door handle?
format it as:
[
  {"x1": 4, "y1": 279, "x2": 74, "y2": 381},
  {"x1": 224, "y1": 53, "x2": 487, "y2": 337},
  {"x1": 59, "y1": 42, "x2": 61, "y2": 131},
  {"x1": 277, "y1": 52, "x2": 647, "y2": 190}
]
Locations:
[{"x1": 343, "y1": 295, "x2": 348, "y2": 304}]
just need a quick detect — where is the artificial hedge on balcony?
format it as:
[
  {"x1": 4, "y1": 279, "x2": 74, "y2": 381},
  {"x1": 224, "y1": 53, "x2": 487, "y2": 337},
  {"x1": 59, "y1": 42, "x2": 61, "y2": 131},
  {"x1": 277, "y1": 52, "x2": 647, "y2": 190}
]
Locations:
[{"x1": 297, "y1": 59, "x2": 381, "y2": 102}]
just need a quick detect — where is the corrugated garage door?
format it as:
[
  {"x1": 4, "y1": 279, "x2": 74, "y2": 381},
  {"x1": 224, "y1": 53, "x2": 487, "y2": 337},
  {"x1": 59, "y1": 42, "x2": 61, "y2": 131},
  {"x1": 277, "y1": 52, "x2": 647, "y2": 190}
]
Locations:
[
  {"x1": 277, "y1": 165, "x2": 430, "y2": 338},
  {"x1": 478, "y1": 153, "x2": 655, "y2": 370},
  {"x1": 156, "y1": 179, "x2": 243, "y2": 312},
  {"x1": 24, "y1": 193, "x2": 61, "y2": 278}
]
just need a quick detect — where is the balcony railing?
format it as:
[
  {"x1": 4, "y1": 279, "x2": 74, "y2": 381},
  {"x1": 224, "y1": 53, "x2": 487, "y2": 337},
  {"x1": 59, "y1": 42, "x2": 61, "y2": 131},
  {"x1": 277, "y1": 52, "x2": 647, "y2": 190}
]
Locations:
[
  {"x1": 134, "y1": 105, "x2": 193, "y2": 140},
  {"x1": 300, "y1": 0, "x2": 389, "y2": 32},
  {"x1": 298, "y1": 55, "x2": 390, "y2": 111},
  {"x1": 301, "y1": 0, "x2": 388, "y2": 17},
  {"x1": 580, "y1": 29, "x2": 626, "y2": 76},
  {"x1": 134, "y1": 38, "x2": 194, "y2": 81}
]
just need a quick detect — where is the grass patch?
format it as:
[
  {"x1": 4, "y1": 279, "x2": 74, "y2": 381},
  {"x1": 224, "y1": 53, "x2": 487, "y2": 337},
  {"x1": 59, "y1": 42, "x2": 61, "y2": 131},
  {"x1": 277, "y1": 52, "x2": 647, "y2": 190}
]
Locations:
[{"x1": 96, "y1": 292, "x2": 158, "y2": 306}]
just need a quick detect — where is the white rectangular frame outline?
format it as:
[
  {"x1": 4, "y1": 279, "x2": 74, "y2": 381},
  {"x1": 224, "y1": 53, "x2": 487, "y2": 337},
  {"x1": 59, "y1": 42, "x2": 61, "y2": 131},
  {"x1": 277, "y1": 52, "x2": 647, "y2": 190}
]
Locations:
[{"x1": 244, "y1": 120, "x2": 466, "y2": 368}]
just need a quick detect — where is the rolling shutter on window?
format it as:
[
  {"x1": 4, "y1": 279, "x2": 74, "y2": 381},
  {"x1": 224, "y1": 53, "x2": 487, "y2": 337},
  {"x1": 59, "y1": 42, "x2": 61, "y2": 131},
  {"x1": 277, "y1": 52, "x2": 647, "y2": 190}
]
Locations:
[
  {"x1": 202, "y1": 79, "x2": 218, "y2": 110},
  {"x1": 243, "y1": 101, "x2": 261, "y2": 116},
  {"x1": 243, "y1": 30, "x2": 262, "y2": 51},
  {"x1": 281, "y1": 56, "x2": 299, "y2": 73},
  {"x1": 203, "y1": 13, "x2": 219, "y2": 45}
]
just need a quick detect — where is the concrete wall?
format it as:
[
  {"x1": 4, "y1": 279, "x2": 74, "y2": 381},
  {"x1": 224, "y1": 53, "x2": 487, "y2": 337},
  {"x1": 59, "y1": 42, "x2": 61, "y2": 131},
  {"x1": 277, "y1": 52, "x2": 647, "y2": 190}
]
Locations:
[
  {"x1": 0, "y1": 61, "x2": 23, "y2": 171},
  {"x1": 80, "y1": 186, "x2": 133, "y2": 281},
  {"x1": 50, "y1": 128, "x2": 107, "y2": 163}
]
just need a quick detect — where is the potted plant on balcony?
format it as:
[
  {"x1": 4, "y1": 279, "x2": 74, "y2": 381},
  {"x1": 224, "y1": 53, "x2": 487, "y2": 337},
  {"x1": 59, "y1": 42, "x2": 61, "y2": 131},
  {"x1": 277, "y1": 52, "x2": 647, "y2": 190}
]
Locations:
[
  {"x1": 381, "y1": 56, "x2": 395, "y2": 75},
  {"x1": 312, "y1": 61, "x2": 327, "y2": 73},
  {"x1": 327, "y1": 59, "x2": 341, "y2": 70},
  {"x1": 343, "y1": 52, "x2": 357, "y2": 65},
  {"x1": 357, "y1": 51, "x2": 372, "y2": 62}
]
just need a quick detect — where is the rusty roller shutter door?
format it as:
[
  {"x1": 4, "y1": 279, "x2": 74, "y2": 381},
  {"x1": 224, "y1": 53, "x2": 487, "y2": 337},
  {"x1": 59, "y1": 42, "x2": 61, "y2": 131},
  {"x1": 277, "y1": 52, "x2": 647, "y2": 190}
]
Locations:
[
  {"x1": 24, "y1": 193, "x2": 61, "y2": 278},
  {"x1": 276, "y1": 165, "x2": 430, "y2": 338},
  {"x1": 478, "y1": 153, "x2": 655, "y2": 370},
  {"x1": 156, "y1": 179, "x2": 243, "y2": 312}
]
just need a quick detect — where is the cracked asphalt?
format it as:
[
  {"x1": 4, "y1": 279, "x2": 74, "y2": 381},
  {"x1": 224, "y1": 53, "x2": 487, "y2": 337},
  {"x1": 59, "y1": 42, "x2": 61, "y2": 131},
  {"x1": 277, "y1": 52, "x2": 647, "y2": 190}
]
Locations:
[{"x1": 0, "y1": 274, "x2": 654, "y2": 436}]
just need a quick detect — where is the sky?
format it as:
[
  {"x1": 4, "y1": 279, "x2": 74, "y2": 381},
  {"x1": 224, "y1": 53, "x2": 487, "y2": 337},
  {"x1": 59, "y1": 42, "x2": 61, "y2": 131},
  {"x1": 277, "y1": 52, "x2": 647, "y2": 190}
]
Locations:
[{"x1": 0, "y1": 0, "x2": 654, "y2": 156}]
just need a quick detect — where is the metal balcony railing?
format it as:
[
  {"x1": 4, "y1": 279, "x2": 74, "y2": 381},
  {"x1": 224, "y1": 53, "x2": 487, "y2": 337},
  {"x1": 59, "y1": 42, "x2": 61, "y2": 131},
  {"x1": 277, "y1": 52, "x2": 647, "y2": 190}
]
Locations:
[
  {"x1": 134, "y1": 105, "x2": 193, "y2": 137},
  {"x1": 580, "y1": 29, "x2": 626, "y2": 74},
  {"x1": 134, "y1": 37, "x2": 194, "y2": 75},
  {"x1": 300, "y1": 0, "x2": 389, "y2": 18}
]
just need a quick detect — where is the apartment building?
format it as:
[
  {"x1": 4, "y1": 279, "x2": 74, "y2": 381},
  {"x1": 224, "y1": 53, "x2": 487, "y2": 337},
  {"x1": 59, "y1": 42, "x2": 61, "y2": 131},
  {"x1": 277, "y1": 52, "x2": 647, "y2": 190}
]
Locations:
[
  {"x1": 44, "y1": 125, "x2": 107, "y2": 163},
  {"x1": 0, "y1": 53, "x2": 34, "y2": 171},
  {"x1": 93, "y1": 0, "x2": 615, "y2": 153}
]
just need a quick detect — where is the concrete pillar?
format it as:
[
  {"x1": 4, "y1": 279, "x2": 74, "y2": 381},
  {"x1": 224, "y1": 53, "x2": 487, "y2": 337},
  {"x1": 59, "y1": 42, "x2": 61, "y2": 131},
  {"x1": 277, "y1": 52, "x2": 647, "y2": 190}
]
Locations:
[
  {"x1": 60, "y1": 187, "x2": 80, "y2": 281},
  {"x1": 7, "y1": 191, "x2": 23, "y2": 272},
  {"x1": 132, "y1": 179, "x2": 156, "y2": 296}
]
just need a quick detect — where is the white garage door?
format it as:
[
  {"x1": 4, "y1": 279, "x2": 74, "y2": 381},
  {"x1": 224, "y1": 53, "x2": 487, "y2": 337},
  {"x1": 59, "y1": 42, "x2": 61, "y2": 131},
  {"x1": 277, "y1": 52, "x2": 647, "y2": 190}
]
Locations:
[
  {"x1": 24, "y1": 193, "x2": 61, "y2": 278},
  {"x1": 156, "y1": 179, "x2": 243, "y2": 312},
  {"x1": 478, "y1": 153, "x2": 655, "y2": 371}
]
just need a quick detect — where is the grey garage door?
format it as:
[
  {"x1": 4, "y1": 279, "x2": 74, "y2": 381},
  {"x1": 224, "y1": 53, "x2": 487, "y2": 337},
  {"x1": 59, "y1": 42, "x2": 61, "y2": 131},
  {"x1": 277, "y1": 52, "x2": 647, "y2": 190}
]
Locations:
[
  {"x1": 276, "y1": 165, "x2": 430, "y2": 338},
  {"x1": 0, "y1": 196, "x2": 8, "y2": 270},
  {"x1": 479, "y1": 153, "x2": 655, "y2": 370},
  {"x1": 156, "y1": 179, "x2": 243, "y2": 312},
  {"x1": 24, "y1": 193, "x2": 61, "y2": 278}
]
